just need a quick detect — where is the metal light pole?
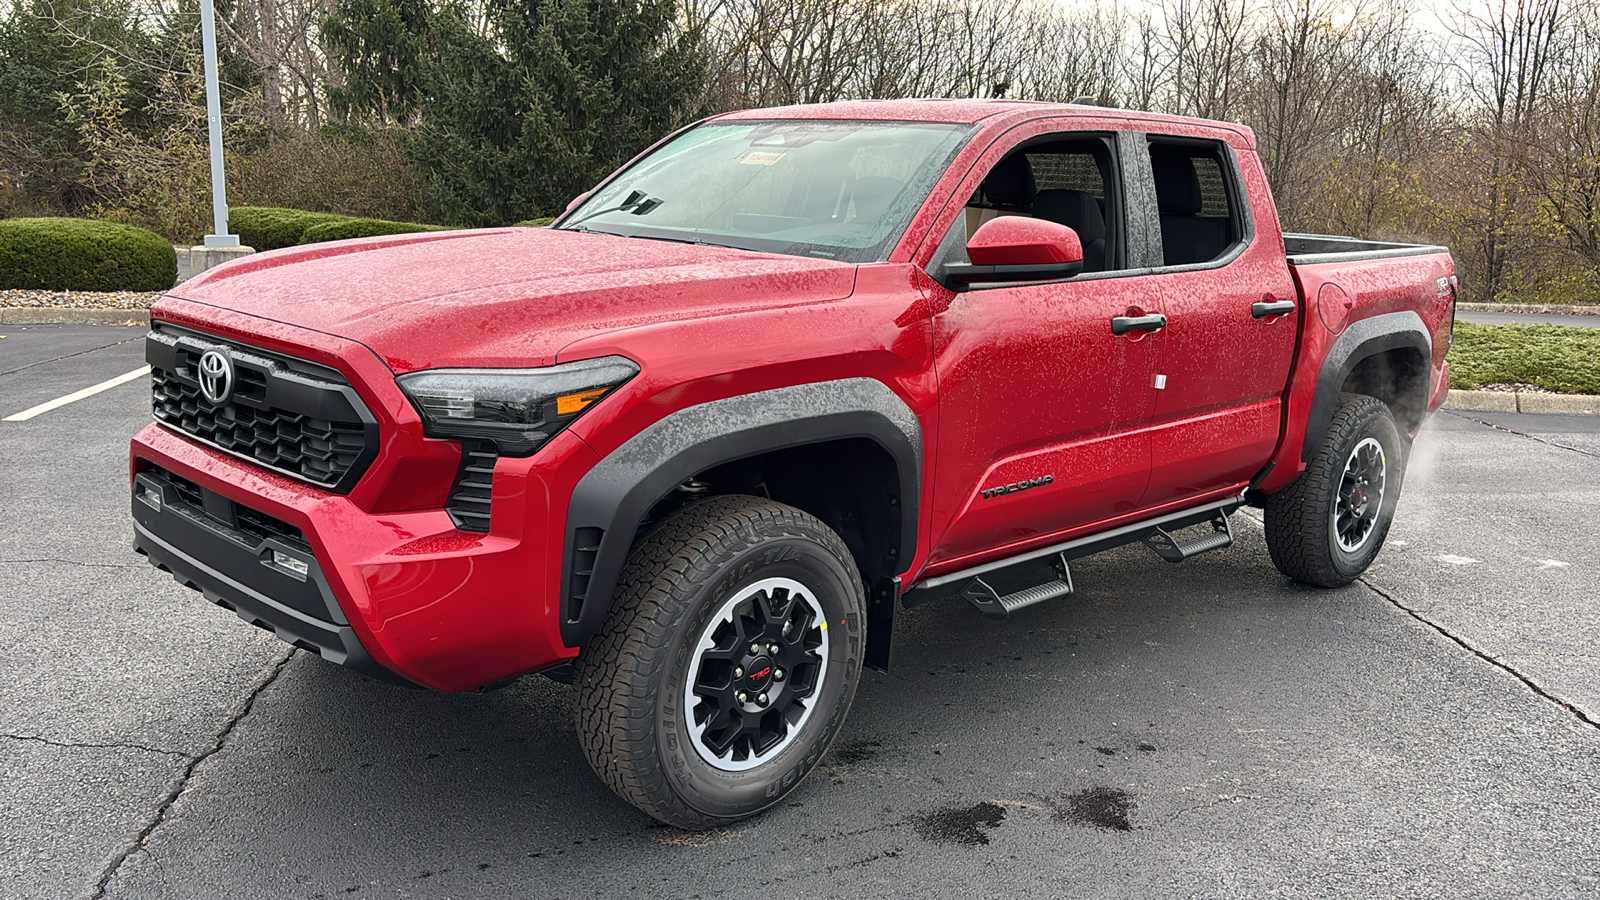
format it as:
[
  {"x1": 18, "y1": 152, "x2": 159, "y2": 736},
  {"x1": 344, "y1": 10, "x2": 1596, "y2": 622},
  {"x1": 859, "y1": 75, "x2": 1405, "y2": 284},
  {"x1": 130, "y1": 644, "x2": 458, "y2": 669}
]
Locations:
[{"x1": 199, "y1": 0, "x2": 238, "y2": 248}]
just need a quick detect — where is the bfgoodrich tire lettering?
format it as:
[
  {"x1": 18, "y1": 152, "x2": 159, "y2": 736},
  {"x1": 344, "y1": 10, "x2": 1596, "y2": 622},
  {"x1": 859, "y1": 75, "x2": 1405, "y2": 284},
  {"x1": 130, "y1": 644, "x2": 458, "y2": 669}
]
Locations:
[
  {"x1": 1265, "y1": 392, "x2": 1405, "y2": 587},
  {"x1": 575, "y1": 495, "x2": 865, "y2": 828}
]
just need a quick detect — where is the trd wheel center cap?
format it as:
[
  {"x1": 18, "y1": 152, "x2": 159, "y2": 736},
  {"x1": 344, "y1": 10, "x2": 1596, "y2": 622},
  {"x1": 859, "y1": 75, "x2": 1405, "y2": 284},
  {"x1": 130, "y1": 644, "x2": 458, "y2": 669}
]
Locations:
[{"x1": 744, "y1": 657, "x2": 774, "y2": 691}]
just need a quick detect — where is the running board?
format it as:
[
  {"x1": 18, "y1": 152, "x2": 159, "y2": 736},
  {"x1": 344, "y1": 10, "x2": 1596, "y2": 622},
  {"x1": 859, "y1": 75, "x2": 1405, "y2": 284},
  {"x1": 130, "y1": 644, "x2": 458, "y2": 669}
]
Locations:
[
  {"x1": 1142, "y1": 512, "x2": 1233, "y2": 563},
  {"x1": 902, "y1": 496, "x2": 1243, "y2": 608},
  {"x1": 960, "y1": 553, "x2": 1073, "y2": 619}
]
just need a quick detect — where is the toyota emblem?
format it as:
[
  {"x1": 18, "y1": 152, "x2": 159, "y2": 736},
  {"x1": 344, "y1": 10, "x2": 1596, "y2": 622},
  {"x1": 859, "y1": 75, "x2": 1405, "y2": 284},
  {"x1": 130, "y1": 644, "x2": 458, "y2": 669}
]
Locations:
[{"x1": 197, "y1": 349, "x2": 234, "y2": 406}]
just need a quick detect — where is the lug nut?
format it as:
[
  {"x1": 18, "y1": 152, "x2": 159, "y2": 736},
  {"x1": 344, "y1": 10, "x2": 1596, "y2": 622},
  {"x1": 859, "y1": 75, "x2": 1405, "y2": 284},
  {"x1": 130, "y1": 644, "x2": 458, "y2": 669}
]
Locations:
[
  {"x1": 773, "y1": 668, "x2": 785, "y2": 681},
  {"x1": 758, "y1": 693, "x2": 768, "y2": 706},
  {"x1": 734, "y1": 667, "x2": 743, "y2": 678},
  {"x1": 736, "y1": 691, "x2": 748, "y2": 703},
  {"x1": 768, "y1": 642, "x2": 780, "y2": 655},
  {"x1": 750, "y1": 643, "x2": 761, "y2": 655}
]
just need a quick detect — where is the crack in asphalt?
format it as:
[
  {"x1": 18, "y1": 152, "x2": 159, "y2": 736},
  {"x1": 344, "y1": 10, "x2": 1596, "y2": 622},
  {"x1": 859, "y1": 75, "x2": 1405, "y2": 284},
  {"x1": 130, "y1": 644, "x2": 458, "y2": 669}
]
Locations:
[
  {"x1": 1236, "y1": 507, "x2": 1597, "y2": 731},
  {"x1": 89, "y1": 648, "x2": 295, "y2": 900},
  {"x1": 1358, "y1": 577, "x2": 1600, "y2": 732},
  {"x1": 0, "y1": 557, "x2": 144, "y2": 570},
  {"x1": 0, "y1": 335, "x2": 144, "y2": 377},
  {"x1": 1443, "y1": 409, "x2": 1600, "y2": 460},
  {"x1": 2, "y1": 732, "x2": 189, "y2": 758}
]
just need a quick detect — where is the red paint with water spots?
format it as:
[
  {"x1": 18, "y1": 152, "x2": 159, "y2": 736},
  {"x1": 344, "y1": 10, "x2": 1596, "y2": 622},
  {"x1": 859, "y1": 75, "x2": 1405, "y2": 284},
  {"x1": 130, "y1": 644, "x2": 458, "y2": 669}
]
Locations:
[{"x1": 130, "y1": 99, "x2": 1454, "y2": 691}]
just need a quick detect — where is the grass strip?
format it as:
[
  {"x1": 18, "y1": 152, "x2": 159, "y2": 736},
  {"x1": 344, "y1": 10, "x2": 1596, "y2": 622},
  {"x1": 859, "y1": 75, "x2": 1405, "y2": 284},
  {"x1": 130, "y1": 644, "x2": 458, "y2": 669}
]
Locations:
[{"x1": 1447, "y1": 322, "x2": 1600, "y2": 394}]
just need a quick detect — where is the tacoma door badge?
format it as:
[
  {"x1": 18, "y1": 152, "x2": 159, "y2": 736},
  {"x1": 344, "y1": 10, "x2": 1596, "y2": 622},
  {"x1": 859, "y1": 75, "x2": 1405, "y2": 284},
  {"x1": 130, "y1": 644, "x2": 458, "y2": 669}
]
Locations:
[{"x1": 980, "y1": 475, "x2": 1054, "y2": 499}]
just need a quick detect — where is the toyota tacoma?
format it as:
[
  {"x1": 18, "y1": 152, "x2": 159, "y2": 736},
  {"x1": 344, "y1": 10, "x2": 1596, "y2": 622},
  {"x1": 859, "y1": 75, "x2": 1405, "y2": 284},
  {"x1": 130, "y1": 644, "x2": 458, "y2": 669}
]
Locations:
[{"x1": 130, "y1": 99, "x2": 1456, "y2": 828}]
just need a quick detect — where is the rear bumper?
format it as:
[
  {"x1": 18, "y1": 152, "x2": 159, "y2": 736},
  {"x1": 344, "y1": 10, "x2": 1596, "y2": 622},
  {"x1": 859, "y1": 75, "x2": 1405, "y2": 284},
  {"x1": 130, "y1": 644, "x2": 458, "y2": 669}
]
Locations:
[
  {"x1": 1427, "y1": 359, "x2": 1450, "y2": 415},
  {"x1": 131, "y1": 422, "x2": 600, "y2": 692}
]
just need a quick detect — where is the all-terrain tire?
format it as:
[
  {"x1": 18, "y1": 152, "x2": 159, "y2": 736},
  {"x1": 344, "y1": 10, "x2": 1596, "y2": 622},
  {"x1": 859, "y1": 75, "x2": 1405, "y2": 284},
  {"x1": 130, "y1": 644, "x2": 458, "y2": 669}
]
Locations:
[
  {"x1": 574, "y1": 494, "x2": 866, "y2": 829},
  {"x1": 1265, "y1": 392, "x2": 1405, "y2": 587}
]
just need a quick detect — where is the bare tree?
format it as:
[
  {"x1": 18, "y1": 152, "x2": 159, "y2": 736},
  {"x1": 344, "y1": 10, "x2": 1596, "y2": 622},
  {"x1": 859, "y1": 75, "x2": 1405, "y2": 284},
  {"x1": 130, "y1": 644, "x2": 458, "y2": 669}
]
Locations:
[{"x1": 1451, "y1": 0, "x2": 1566, "y2": 300}]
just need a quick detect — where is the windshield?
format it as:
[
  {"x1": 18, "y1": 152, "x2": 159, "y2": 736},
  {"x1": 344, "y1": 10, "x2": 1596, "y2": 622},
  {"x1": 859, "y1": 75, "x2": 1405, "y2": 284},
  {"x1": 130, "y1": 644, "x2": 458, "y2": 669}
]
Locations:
[{"x1": 558, "y1": 120, "x2": 974, "y2": 262}]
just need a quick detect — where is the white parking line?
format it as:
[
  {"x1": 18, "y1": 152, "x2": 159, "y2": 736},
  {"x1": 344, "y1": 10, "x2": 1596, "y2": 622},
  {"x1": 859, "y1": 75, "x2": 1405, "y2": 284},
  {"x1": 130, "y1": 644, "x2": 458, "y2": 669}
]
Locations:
[{"x1": 3, "y1": 365, "x2": 151, "y2": 422}]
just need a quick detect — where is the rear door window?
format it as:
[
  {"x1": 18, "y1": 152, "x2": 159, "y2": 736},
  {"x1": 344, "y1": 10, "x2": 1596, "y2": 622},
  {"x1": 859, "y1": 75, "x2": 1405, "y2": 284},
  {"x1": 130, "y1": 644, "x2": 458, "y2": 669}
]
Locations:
[{"x1": 1146, "y1": 140, "x2": 1243, "y2": 267}]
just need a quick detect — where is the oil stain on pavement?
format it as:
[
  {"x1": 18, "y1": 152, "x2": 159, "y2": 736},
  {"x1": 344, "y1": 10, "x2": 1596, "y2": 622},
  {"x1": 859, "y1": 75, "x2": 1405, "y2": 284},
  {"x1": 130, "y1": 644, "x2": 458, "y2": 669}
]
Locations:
[
  {"x1": 1056, "y1": 787, "x2": 1135, "y2": 831},
  {"x1": 913, "y1": 801, "x2": 1007, "y2": 845},
  {"x1": 826, "y1": 738, "x2": 883, "y2": 765}
]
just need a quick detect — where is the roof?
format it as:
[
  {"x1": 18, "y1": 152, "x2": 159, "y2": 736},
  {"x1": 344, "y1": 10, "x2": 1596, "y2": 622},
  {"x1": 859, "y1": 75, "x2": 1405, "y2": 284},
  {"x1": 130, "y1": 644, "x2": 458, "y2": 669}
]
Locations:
[{"x1": 711, "y1": 99, "x2": 1256, "y2": 148}]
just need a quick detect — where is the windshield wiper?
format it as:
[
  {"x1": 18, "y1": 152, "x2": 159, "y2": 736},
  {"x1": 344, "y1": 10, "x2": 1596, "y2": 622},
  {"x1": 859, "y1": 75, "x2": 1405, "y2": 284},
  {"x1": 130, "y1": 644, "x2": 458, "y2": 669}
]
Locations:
[{"x1": 562, "y1": 190, "x2": 663, "y2": 230}]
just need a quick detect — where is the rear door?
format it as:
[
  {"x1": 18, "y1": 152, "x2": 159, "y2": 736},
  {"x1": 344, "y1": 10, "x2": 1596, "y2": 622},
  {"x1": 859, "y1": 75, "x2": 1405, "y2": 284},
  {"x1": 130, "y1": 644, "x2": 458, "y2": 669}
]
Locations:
[{"x1": 1135, "y1": 134, "x2": 1300, "y2": 507}]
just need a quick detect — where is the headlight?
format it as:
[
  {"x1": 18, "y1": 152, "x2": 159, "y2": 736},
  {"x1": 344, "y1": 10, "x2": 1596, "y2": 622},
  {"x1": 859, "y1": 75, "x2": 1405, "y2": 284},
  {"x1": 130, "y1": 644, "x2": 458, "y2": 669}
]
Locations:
[{"x1": 396, "y1": 356, "x2": 639, "y2": 456}]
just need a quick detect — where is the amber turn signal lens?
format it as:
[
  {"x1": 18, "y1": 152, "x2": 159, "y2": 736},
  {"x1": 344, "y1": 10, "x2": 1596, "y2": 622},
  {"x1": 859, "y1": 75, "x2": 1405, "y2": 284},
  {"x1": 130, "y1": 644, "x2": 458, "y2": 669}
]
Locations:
[{"x1": 556, "y1": 388, "x2": 608, "y2": 416}]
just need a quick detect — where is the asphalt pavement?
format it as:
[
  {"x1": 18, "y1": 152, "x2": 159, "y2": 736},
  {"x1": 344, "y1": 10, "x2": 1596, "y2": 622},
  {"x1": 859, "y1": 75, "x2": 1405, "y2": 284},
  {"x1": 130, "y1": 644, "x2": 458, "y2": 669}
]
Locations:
[{"x1": 3, "y1": 324, "x2": 1598, "y2": 899}]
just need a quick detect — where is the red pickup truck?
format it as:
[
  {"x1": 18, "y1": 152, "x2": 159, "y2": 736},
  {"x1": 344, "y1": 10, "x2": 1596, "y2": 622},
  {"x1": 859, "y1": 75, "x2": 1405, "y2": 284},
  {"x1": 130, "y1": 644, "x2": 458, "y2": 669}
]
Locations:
[{"x1": 130, "y1": 99, "x2": 1455, "y2": 828}]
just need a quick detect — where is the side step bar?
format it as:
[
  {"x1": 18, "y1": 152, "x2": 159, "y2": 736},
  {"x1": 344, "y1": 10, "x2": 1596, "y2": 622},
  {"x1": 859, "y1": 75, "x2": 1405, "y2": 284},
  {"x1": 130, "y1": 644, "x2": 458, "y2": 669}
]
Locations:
[
  {"x1": 1143, "y1": 511, "x2": 1233, "y2": 562},
  {"x1": 903, "y1": 497, "x2": 1243, "y2": 615},
  {"x1": 960, "y1": 553, "x2": 1074, "y2": 619}
]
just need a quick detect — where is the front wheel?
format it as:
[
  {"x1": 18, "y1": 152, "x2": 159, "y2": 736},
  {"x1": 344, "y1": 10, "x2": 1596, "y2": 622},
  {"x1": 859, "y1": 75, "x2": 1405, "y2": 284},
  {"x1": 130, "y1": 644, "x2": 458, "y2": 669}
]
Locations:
[
  {"x1": 1265, "y1": 393, "x2": 1405, "y2": 587},
  {"x1": 574, "y1": 495, "x2": 865, "y2": 828}
]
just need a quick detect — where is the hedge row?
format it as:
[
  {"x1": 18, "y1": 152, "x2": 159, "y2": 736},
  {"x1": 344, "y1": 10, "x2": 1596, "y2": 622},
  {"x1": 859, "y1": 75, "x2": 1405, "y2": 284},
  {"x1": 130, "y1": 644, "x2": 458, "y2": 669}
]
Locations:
[
  {"x1": 0, "y1": 218, "x2": 176, "y2": 292},
  {"x1": 229, "y1": 206, "x2": 450, "y2": 249}
]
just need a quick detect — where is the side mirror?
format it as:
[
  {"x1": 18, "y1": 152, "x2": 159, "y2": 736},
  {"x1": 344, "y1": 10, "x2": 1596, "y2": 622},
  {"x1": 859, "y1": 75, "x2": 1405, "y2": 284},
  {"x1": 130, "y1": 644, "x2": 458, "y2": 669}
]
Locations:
[{"x1": 942, "y1": 217, "x2": 1085, "y2": 289}]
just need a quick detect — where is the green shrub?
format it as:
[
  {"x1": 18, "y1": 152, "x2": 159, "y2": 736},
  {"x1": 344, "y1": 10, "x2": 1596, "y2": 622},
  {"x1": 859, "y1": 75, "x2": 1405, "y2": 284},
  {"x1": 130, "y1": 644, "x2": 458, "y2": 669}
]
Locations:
[
  {"x1": 298, "y1": 217, "x2": 451, "y2": 244},
  {"x1": 230, "y1": 207, "x2": 355, "y2": 250},
  {"x1": 514, "y1": 217, "x2": 555, "y2": 227},
  {"x1": 232, "y1": 129, "x2": 438, "y2": 226},
  {"x1": 0, "y1": 217, "x2": 176, "y2": 291}
]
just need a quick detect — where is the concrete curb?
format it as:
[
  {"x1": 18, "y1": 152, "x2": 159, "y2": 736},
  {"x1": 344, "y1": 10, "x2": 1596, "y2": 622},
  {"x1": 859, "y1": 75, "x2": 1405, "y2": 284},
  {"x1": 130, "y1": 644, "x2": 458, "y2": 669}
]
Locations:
[
  {"x1": 1444, "y1": 390, "x2": 1600, "y2": 415},
  {"x1": 1, "y1": 307, "x2": 149, "y2": 325}
]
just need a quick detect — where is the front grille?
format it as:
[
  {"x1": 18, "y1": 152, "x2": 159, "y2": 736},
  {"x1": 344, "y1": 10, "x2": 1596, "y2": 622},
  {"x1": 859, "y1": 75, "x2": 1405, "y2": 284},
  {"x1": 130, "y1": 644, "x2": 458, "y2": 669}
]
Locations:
[{"x1": 146, "y1": 326, "x2": 378, "y2": 492}]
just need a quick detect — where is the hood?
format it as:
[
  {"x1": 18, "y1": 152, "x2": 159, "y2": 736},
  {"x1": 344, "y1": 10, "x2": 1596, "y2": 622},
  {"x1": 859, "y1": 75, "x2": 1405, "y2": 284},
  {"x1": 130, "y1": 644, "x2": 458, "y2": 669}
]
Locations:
[{"x1": 169, "y1": 227, "x2": 858, "y2": 372}]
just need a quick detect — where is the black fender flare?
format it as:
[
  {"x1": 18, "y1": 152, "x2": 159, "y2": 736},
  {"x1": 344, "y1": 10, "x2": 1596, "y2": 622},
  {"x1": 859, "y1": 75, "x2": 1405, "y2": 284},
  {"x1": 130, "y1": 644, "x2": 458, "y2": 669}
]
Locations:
[
  {"x1": 560, "y1": 378, "x2": 923, "y2": 649},
  {"x1": 1302, "y1": 310, "x2": 1432, "y2": 463}
]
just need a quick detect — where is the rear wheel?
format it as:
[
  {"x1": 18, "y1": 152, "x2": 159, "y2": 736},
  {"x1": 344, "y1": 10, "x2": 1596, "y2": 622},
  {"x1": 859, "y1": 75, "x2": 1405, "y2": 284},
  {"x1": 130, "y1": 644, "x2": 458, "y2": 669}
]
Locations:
[
  {"x1": 574, "y1": 495, "x2": 865, "y2": 828},
  {"x1": 1265, "y1": 393, "x2": 1405, "y2": 587}
]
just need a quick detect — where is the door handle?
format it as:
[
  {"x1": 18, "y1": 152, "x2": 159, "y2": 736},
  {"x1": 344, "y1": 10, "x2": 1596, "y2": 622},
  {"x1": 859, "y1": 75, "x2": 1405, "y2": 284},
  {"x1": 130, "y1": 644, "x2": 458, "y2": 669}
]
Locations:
[
  {"x1": 1111, "y1": 313, "x2": 1167, "y2": 335},
  {"x1": 1252, "y1": 299, "x2": 1297, "y2": 318}
]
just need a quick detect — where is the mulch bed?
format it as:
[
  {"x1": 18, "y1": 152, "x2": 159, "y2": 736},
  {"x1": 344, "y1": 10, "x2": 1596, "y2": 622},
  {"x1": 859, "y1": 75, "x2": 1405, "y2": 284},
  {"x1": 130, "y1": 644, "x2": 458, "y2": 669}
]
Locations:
[{"x1": 1, "y1": 289, "x2": 163, "y2": 309}]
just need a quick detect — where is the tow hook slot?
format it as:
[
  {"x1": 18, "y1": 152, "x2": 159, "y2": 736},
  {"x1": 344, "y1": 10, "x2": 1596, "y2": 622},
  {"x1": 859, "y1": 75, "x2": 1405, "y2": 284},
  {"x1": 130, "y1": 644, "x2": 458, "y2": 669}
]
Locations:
[
  {"x1": 1143, "y1": 512, "x2": 1234, "y2": 563},
  {"x1": 959, "y1": 552, "x2": 1074, "y2": 619}
]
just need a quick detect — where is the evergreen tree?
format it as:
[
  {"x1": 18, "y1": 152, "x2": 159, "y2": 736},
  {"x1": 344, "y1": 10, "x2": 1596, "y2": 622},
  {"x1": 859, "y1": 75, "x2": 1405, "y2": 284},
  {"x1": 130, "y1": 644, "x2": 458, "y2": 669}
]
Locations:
[
  {"x1": 0, "y1": 0, "x2": 157, "y2": 213},
  {"x1": 325, "y1": 0, "x2": 705, "y2": 225}
]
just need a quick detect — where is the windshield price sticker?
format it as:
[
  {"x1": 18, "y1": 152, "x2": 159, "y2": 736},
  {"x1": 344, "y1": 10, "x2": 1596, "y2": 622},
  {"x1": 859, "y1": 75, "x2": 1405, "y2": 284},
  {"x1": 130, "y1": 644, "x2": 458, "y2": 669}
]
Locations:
[{"x1": 741, "y1": 150, "x2": 785, "y2": 165}]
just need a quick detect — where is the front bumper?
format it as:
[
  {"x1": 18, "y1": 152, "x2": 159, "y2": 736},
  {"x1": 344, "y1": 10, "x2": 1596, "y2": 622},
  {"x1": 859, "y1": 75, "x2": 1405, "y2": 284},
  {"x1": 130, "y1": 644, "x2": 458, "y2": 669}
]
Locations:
[{"x1": 131, "y1": 422, "x2": 600, "y2": 692}]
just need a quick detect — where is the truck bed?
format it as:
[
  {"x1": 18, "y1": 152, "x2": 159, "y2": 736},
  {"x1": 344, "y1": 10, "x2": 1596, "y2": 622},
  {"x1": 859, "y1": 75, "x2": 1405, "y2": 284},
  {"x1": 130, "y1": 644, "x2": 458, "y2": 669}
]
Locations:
[{"x1": 1283, "y1": 233, "x2": 1450, "y2": 266}]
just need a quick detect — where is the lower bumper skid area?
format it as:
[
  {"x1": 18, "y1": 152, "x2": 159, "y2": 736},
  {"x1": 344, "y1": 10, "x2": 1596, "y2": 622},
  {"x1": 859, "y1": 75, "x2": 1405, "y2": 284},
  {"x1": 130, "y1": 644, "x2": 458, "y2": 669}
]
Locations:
[{"x1": 131, "y1": 464, "x2": 416, "y2": 687}]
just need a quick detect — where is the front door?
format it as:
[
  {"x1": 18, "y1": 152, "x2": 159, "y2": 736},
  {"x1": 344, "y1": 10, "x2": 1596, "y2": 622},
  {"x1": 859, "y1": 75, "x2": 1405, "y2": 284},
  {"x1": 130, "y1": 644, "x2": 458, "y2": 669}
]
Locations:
[{"x1": 925, "y1": 130, "x2": 1161, "y2": 567}]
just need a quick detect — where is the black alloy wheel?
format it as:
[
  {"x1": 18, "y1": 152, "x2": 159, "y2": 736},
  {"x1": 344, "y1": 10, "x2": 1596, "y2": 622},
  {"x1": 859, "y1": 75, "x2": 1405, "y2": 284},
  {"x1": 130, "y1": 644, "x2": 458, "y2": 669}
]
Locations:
[{"x1": 683, "y1": 576, "x2": 829, "y2": 771}]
